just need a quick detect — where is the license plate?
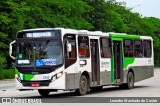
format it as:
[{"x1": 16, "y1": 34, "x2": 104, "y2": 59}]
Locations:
[{"x1": 31, "y1": 83, "x2": 40, "y2": 87}]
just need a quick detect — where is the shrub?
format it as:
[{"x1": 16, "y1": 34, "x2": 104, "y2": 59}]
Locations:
[
  {"x1": 0, "y1": 69, "x2": 15, "y2": 80},
  {"x1": 0, "y1": 55, "x2": 7, "y2": 69},
  {"x1": 0, "y1": 72, "x2": 4, "y2": 80}
]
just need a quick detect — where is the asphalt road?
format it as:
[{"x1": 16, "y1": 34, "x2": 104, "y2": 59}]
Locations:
[{"x1": 0, "y1": 68, "x2": 160, "y2": 105}]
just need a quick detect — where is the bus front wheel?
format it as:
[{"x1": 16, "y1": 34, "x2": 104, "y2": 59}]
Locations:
[
  {"x1": 38, "y1": 89, "x2": 50, "y2": 97},
  {"x1": 75, "y1": 75, "x2": 88, "y2": 96}
]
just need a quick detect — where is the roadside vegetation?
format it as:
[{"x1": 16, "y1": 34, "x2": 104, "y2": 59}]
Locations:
[
  {"x1": 0, "y1": 0, "x2": 160, "y2": 79},
  {"x1": 0, "y1": 69, "x2": 15, "y2": 80}
]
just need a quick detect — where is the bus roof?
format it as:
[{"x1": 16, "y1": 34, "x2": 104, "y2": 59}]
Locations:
[
  {"x1": 18, "y1": 28, "x2": 56, "y2": 32},
  {"x1": 17, "y1": 28, "x2": 153, "y2": 40},
  {"x1": 109, "y1": 33, "x2": 153, "y2": 40}
]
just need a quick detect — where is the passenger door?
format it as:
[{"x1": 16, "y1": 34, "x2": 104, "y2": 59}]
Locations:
[
  {"x1": 113, "y1": 40, "x2": 123, "y2": 83},
  {"x1": 90, "y1": 39, "x2": 100, "y2": 85}
]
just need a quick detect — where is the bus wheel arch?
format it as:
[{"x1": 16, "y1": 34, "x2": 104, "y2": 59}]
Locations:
[
  {"x1": 128, "y1": 68, "x2": 135, "y2": 80},
  {"x1": 75, "y1": 71, "x2": 90, "y2": 95}
]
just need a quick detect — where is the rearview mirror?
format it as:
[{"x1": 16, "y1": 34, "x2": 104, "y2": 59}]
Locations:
[
  {"x1": 67, "y1": 42, "x2": 72, "y2": 52},
  {"x1": 9, "y1": 40, "x2": 16, "y2": 60}
]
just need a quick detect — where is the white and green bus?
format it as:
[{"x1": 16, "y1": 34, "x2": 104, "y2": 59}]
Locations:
[{"x1": 9, "y1": 28, "x2": 154, "y2": 96}]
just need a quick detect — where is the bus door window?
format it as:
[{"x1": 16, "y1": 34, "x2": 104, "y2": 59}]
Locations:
[
  {"x1": 64, "y1": 34, "x2": 77, "y2": 68},
  {"x1": 90, "y1": 39, "x2": 100, "y2": 84},
  {"x1": 65, "y1": 41, "x2": 76, "y2": 58},
  {"x1": 100, "y1": 38, "x2": 112, "y2": 58}
]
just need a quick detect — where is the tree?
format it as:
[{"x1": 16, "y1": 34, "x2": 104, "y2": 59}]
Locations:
[
  {"x1": 144, "y1": 17, "x2": 160, "y2": 65},
  {"x1": 0, "y1": 0, "x2": 93, "y2": 68},
  {"x1": 0, "y1": 0, "x2": 160, "y2": 68}
]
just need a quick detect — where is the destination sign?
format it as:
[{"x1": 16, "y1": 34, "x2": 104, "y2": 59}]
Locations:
[
  {"x1": 26, "y1": 32, "x2": 52, "y2": 38},
  {"x1": 17, "y1": 30, "x2": 61, "y2": 38}
]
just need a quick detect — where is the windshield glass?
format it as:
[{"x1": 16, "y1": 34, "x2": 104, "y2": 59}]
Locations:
[{"x1": 16, "y1": 40, "x2": 63, "y2": 66}]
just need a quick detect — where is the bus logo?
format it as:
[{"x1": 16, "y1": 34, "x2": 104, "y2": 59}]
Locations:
[{"x1": 36, "y1": 59, "x2": 56, "y2": 66}]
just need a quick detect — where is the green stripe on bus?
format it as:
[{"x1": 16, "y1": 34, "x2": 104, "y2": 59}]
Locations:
[
  {"x1": 123, "y1": 58, "x2": 135, "y2": 69},
  {"x1": 23, "y1": 74, "x2": 34, "y2": 81},
  {"x1": 111, "y1": 56, "x2": 114, "y2": 82},
  {"x1": 15, "y1": 68, "x2": 35, "y2": 81},
  {"x1": 109, "y1": 34, "x2": 140, "y2": 39}
]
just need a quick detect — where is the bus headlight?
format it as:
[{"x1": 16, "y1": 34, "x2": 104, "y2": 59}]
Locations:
[
  {"x1": 57, "y1": 72, "x2": 63, "y2": 78},
  {"x1": 15, "y1": 74, "x2": 18, "y2": 78},
  {"x1": 51, "y1": 71, "x2": 63, "y2": 82},
  {"x1": 15, "y1": 74, "x2": 21, "y2": 81}
]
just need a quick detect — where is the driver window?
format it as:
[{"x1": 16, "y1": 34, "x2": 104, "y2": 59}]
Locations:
[{"x1": 64, "y1": 34, "x2": 77, "y2": 68}]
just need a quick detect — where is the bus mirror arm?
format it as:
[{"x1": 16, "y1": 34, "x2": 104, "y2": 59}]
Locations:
[{"x1": 9, "y1": 40, "x2": 16, "y2": 60}]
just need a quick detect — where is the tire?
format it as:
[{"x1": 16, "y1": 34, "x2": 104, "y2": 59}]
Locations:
[
  {"x1": 75, "y1": 75, "x2": 88, "y2": 96},
  {"x1": 119, "y1": 72, "x2": 134, "y2": 89},
  {"x1": 38, "y1": 89, "x2": 50, "y2": 97}
]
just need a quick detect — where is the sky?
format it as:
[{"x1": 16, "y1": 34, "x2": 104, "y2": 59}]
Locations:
[{"x1": 116, "y1": 0, "x2": 160, "y2": 18}]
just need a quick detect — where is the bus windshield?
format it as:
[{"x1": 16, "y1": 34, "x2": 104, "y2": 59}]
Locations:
[{"x1": 16, "y1": 40, "x2": 63, "y2": 66}]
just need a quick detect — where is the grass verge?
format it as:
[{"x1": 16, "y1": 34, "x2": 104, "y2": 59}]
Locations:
[{"x1": 0, "y1": 69, "x2": 15, "y2": 80}]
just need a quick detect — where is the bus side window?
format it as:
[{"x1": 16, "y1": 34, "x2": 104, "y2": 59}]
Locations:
[
  {"x1": 143, "y1": 40, "x2": 152, "y2": 58},
  {"x1": 64, "y1": 34, "x2": 77, "y2": 68},
  {"x1": 134, "y1": 40, "x2": 143, "y2": 58},
  {"x1": 124, "y1": 39, "x2": 133, "y2": 57},
  {"x1": 78, "y1": 36, "x2": 90, "y2": 58}
]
